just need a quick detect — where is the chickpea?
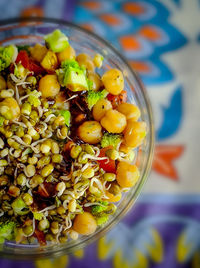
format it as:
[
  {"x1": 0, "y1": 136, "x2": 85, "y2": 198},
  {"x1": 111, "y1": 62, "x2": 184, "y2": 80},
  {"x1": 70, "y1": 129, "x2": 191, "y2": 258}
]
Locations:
[
  {"x1": 119, "y1": 143, "x2": 132, "y2": 154},
  {"x1": 124, "y1": 121, "x2": 147, "y2": 148},
  {"x1": 119, "y1": 143, "x2": 135, "y2": 162},
  {"x1": 116, "y1": 161, "x2": 140, "y2": 188},
  {"x1": 87, "y1": 72, "x2": 102, "y2": 91},
  {"x1": 29, "y1": 43, "x2": 48, "y2": 62},
  {"x1": 38, "y1": 74, "x2": 60, "y2": 98},
  {"x1": 41, "y1": 50, "x2": 58, "y2": 72},
  {"x1": 101, "y1": 109, "x2": 127, "y2": 133},
  {"x1": 73, "y1": 212, "x2": 97, "y2": 235},
  {"x1": 117, "y1": 103, "x2": 141, "y2": 122},
  {"x1": 0, "y1": 97, "x2": 20, "y2": 120},
  {"x1": 101, "y1": 69, "x2": 124, "y2": 95},
  {"x1": 105, "y1": 191, "x2": 122, "y2": 203},
  {"x1": 93, "y1": 53, "x2": 103, "y2": 68},
  {"x1": 78, "y1": 121, "x2": 102, "y2": 144},
  {"x1": 92, "y1": 99, "x2": 112, "y2": 121},
  {"x1": 0, "y1": 76, "x2": 6, "y2": 90},
  {"x1": 57, "y1": 45, "x2": 76, "y2": 63},
  {"x1": 76, "y1": 53, "x2": 95, "y2": 72},
  {"x1": 7, "y1": 76, "x2": 24, "y2": 95}
]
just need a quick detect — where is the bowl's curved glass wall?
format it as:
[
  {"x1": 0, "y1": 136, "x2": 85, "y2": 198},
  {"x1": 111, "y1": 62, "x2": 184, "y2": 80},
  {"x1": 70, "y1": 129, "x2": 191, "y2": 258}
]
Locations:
[{"x1": 0, "y1": 18, "x2": 154, "y2": 259}]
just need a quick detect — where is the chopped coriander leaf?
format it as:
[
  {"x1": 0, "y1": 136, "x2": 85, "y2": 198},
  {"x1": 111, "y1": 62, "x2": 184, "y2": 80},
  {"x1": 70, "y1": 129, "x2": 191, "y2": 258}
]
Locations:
[
  {"x1": 44, "y1": 29, "x2": 69, "y2": 53},
  {"x1": 56, "y1": 59, "x2": 89, "y2": 91},
  {"x1": 11, "y1": 197, "x2": 29, "y2": 215},
  {"x1": 61, "y1": 59, "x2": 80, "y2": 70},
  {"x1": 60, "y1": 110, "x2": 71, "y2": 127},
  {"x1": 65, "y1": 69, "x2": 88, "y2": 91},
  {"x1": 101, "y1": 133, "x2": 122, "y2": 149},
  {"x1": 96, "y1": 215, "x2": 109, "y2": 226},
  {"x1": 33, "y1": 212, "x2": 44, "y2": 221},
  {"x1": 0, "y1": 220, "x2": 16, "y2": 243},
  {"x1": 28, "y1": 90, "x2": 42, "y2": 107},
  {"x1": 91, "y1": 201, "x2": 108, "y2": 215},
  {"x1": 86, "y1": 89, "x2": 108, "y2": 110},
  {"x1": 0, "y1": 45, "x2": 18, "y2": 72},
  {"x1": 87, "y1": 79, "x2": 93, "y2": 91}
]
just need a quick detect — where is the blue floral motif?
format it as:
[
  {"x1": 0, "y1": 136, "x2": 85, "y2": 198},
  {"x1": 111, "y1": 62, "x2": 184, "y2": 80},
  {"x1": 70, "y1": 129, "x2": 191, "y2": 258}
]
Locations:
[
  {"x1": 75, "y1": 0, "x2": 187, "y2": 85},
  {"x1": 157, "y1": 86, "x2": 183, "y2": 141}
]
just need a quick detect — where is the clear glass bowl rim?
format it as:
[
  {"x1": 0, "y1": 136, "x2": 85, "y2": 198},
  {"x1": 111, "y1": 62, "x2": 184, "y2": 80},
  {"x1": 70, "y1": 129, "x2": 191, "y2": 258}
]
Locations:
[{"x1": 0, "y1": 17, "x2": 154, "y2": 259}]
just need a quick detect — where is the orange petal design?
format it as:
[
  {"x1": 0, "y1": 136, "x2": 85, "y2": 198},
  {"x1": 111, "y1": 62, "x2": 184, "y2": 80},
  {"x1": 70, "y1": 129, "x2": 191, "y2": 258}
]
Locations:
[
  {"x1": 152, "y1": 145, "x2": 184, "y2": 180},
  {"x1": 123, "y1": 2, "x2": 145, "y2": 15},
  {"x1": 100, "y1": 14, "x2": 121, "y2": 26},
  {"x1": 20, "y1": 6, "x2": 44, "y2": 18},
  {"x1": 81, "y1": 1, "x2": 101, "y2": 10},
  {"x1": 81, "y1": 23, "x2": 94, "y2": 32},
  {"x1": 129, "y1": 61, "x2": 150, "y2": 73},
  {"x1": 139, "y1": 26, "x2": 161, "y2": 41},
  {"x1": 119, "y1": 35, "x2": 141, "y2": 51},
  {"x1": 20, "y1": 6, "x2": 43, "y2": 26}
]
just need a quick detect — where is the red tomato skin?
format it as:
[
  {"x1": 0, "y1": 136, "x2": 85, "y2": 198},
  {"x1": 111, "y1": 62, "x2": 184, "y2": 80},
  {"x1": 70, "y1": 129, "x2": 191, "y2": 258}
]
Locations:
[
  {"x1": 16, "y1": 50, "x2": 30, "y2": 69},
  {"x1": 107, "y1": 90, "x2": 127, "y2": 108},
  {"x1": 97, "y1": 147, "x2": 116, "y2": 173}
]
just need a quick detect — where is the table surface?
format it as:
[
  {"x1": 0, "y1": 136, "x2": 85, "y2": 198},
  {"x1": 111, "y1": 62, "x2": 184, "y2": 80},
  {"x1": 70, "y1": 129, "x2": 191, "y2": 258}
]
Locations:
[{"x1": 0, "y1": 0, "x2": 199, "y2": 267}]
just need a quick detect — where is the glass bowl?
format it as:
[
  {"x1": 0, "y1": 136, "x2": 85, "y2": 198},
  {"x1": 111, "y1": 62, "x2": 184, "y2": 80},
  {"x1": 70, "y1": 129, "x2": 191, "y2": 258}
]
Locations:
[{"x1": 0, "y1": 17, "x2": 154, "y2": 260}]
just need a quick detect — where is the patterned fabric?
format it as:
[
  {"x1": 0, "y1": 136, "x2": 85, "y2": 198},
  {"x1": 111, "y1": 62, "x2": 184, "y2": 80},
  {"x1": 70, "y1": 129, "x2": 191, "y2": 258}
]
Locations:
[{"x1": 0, "y1": 0, "x2": 200, "y2": 267}]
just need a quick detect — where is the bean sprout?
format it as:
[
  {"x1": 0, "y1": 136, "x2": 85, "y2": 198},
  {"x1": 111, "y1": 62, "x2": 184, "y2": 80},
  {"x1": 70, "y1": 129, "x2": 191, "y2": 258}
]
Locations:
[
  {"x1": 56, "y1": 225, "x2": 63, "y2": 243},
  {"x1": 39, "y1": 205, "x2": 56, "y2": 213},
  {"x1": 60, "y1": 175, "x2": 71, "y2": 181},
  {"x1": 28, "y1": 189, "x2": 32, "y2": 196},
  {"x1": 81, "y1": 162, "x2": 90, "y2": 172},
  {"x1": 64, "y1": 214, "x2": 72, "y2": 231},
  {"x1": 63, "y1": 199, "x2": 70, "y2": 209},
  {"x1": 63, "y1": 191, "x2": 76, "y2": 198},
  {"x1": 9, "y1": 148, "x2": 15, "y2": 157},
  {"x1": 12, "y1": 120, "x2": 27, "y2": 128},
  {"x1": 37, "y1": 105, "x2": 43, "y2": 118},
  {"x1": 90, "y1": 177, "x2": 104, "y2": 192},
  {"x1": 84, "y1": 202, "x2": 107, "y2": 208},
  {"x1": 44, "y1": 114, "x2": 56, "y2": 123},
  {"x1": 65, "y1": 94, "x2": 78, "y2": 102},
  {"x1": 103, "y1": 181, "x2": 111, "y2": 191},
  {"x1": 83, "y1": 154, "x2": 108, "y2": 161},
  {"x1": 40, "y1": 121, "x2": 48, "y2": 133},
  {"x1": 12, "y1": 135, "x2": 30, "y2": 147},
  {"x1": 0, "y1": 209, "x2": 4, "y2": 217},
  {"x1": 14, "y1": 167, "x2": 18, "y2": 178}
]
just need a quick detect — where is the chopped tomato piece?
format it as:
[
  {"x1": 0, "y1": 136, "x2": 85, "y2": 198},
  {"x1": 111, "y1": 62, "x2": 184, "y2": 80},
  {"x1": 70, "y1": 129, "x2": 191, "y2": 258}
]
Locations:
[
  {"x1": 75, "y1": 113, "x2": 87, "y2": 123},
  {"x1": 97, "y1": 146, "x2": 116, "y2": 173},
  {"x1": 34, "y1": 229, "x2": 46, "y2": 246},
  {"x1": 16, "y1": 50, "x2": 45, "y2": 74},
  {"x1": 64, "y1": 141, "x2": 75, "y2": 152},
  {"x1": 107, "y1": 90, "x2": 127, "y2": 108},
  {"x1": 16, "y1": 50, "x2": 30, "y2": 69},
  {"x1": 119, "y1": 90, "x2": 127, "y2": 102},
  {"x1": 29, "y1": 59, "x2": 45, "y2": 74}
]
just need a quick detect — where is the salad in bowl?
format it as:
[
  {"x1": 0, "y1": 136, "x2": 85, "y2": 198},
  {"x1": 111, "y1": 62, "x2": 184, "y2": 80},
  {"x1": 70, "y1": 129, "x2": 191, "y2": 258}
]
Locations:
[{"x1": 0, "y1": 26, "x2": 148, "y2": 249}]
